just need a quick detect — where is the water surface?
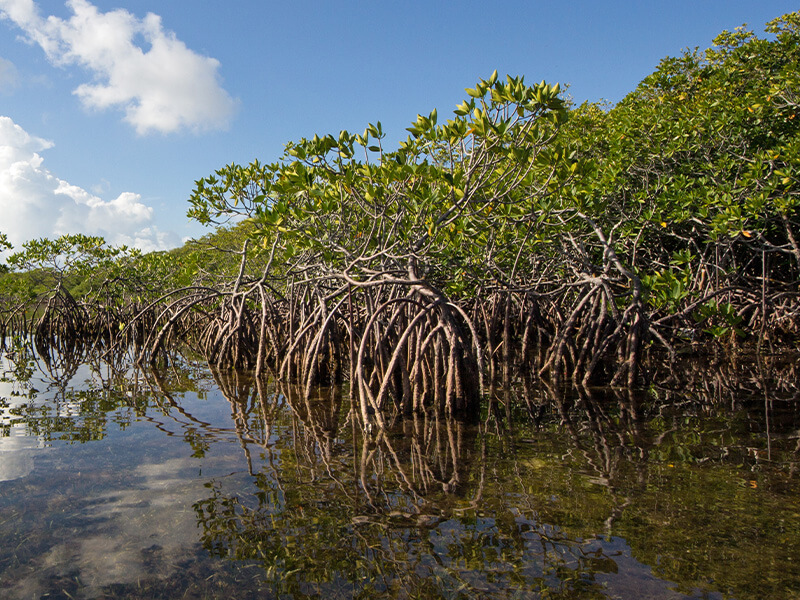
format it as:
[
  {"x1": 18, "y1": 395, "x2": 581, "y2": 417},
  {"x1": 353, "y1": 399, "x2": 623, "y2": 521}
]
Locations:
[{"x1": 0, "y1": 346, "x2": 798, "y2": 599}]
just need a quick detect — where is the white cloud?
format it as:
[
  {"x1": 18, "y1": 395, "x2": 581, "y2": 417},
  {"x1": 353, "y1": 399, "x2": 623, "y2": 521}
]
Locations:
[
  {"x1": 0, "y1": 0, "x2": 237, "y2": 134},
  {"x1": 0, "y1": 115, "x2": 179, "y2": 251},
  {"x1": 0, "y1": 56, "x2": 19, "y2": 93}
]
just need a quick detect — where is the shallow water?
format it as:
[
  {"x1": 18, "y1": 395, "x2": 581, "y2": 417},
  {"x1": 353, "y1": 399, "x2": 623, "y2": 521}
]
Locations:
[{"x1": 0, "y1": 346, "x2": 798, "y2": 599}]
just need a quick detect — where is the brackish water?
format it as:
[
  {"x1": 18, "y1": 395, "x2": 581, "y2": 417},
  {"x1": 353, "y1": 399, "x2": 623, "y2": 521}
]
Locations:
[{"x1": 0, "y1": 345, "x2": 799, "y2": 599}]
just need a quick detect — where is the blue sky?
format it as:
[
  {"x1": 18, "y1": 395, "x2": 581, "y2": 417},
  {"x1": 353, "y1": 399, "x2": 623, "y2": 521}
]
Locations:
[{"x1": 1, "y1": 0, "x2": 797, "y2": 252}]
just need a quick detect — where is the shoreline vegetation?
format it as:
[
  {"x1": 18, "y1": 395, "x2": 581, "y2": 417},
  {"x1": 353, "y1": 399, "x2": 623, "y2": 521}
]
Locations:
[{"x1": 1, "y1": 14, "x2": 799, "y2": 424}]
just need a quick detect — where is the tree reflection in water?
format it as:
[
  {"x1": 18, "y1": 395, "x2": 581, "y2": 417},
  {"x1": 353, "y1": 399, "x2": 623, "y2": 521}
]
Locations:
[
  {"x1": 190, "y1": 354, "x2": 800, "y2": 599},
  {"x1": 193, "y1": 380, "x2": 618, "y2": 598}
]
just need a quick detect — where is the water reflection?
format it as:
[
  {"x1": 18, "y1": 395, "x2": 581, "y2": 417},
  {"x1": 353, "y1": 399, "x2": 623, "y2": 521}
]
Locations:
[
  {"x1": 1, "y1": 343, "x2": 50, "y2": 481},
  {"x1": 0, "y1": 342, "x2": 798, "y2": 598}
]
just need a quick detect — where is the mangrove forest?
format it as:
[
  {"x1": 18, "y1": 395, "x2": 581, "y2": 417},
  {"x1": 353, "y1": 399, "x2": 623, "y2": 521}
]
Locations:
[{"x1": 3, "y1": 14, "x2": 800, "y2": 422}]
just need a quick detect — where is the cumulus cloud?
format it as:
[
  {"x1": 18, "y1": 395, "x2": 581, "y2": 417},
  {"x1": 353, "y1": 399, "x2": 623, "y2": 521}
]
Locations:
[
  {"x1": 0, "y1": 0, "x2": 237, "y2": 134},
  {"x1": 0, "y1": 115, "x2": 179, "y2": 251}
]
